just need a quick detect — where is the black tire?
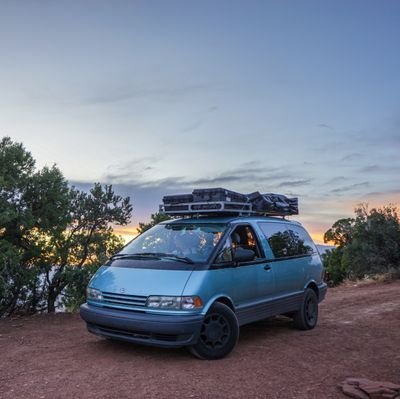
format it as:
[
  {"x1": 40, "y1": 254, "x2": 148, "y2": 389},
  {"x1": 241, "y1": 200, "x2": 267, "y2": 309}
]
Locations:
[
  {"x1": 189, "y1": 302, "x2": 239, "y2": 360},
  {"x1": 293, "y1": 288, "x2": 319, "y2": 330}
]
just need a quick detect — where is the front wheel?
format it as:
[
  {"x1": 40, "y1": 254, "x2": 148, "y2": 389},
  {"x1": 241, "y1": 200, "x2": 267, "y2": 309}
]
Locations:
[
  {"x1": 189, "y1": 302, "x2": 239, "y2": 360},
  {"x1": 293, "y1": 288, "x2": 319, "y2": 330}
]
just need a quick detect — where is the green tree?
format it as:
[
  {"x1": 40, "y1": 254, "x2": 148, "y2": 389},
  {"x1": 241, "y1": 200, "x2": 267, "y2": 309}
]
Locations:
[
  {"x1": 137, "y1": 212, "x2": 171, "y2": 234},
  {"x1": 0, "y1": 137, "x2": 133, "y2": 315},
  {"x1": 323, "y1": 218, "x2": 355, "y2": 247},
  {"x1": 0, "y1": 137, "x2": 71, "y2": 315},
  {"x1": 323, "y1": 204, "x2": 400, "y2": 285},
  {"x1": 348, "y1": 205, "x2": 400, "y2": 278},
  {"x1": 323, "y1": 217, "x2": 355, "y2": 285},
  {"x1": 321, "y1": 247, "x2": 346, "y2": 285},
  {"x1": 62, "y1": 232, "x2": 125, "y2": 311},
  {"x1": 44, "y1": 183, "x2": 132, "y2": 312}
]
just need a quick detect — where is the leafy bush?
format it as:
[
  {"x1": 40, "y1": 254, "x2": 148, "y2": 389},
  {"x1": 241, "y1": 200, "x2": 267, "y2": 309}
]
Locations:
[
  {"x1": 321, "y1": 247, "x2": 347, "y2": 286},
  {"x1": 0, "y1": 137, "x2": 132, "y2": 316},
  {"x1": 137, "y1": 212, "x2": 171, "y2": 234},
  {"x1": 62, "y1": 264, "x2": 101, "y2": 312},
  {"x1": 324, "y1": 204, "x2": 400, "y2": 285}
]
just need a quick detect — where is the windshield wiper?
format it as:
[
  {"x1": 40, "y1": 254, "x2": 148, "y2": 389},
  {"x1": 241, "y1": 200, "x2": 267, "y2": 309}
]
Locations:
[
  {"x1": 110, "y1": 253, "x2": 159, "y2": 260},
  {"x1": 110, "y1": 252, "x2": 194, "y2": 264},
  {"x1": 137, "y1": 252, "x2": 194, "y2": 264},
  {"x1": 155, "y1": 253, "x2": 194, "y2": 264}
]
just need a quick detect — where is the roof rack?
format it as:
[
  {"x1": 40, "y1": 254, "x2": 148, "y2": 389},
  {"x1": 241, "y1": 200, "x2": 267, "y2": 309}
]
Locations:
[{"x1": 160, "y1": 188, "x2": 298, "y2": 218}]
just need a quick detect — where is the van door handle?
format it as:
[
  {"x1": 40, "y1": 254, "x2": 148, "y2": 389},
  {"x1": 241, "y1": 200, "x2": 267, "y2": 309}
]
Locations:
[{"x1": 264, "y1": 264, "x2": 271, "y2": 271}]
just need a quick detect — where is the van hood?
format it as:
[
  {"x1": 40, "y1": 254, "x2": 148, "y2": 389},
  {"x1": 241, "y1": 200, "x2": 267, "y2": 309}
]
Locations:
[{"x1": 90, "y1": 258, "x2": 195, "y2": 297}]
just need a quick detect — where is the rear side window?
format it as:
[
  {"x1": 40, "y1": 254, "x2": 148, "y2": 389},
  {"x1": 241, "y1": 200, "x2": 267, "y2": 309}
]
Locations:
[
  {"x1": 289, "y1": 225, "x2": 317, "y2": 255},
  {"x1": 258, "y1": 223, "x2": 316, "y2": 259}
]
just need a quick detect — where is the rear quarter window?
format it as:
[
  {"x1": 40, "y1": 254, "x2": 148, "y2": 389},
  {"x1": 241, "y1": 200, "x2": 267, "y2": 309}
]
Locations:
[{"x1": 258, "y1": 222, "x2": 317, "y2": 259}]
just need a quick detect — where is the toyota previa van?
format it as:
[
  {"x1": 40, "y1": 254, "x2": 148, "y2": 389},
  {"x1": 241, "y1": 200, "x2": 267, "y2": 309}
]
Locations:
[{"x1": 80, "y1": 190, "x2": 327, "y2": 360}]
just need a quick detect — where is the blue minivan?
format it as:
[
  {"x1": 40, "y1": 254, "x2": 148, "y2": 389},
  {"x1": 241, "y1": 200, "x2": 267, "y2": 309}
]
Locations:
[{"x1": 80, "y1": 214, "x2": 327, "y2": 359}]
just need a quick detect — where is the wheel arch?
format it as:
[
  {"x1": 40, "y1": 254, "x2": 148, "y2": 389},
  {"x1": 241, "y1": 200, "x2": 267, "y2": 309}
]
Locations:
[
  {"x1": 203, "y1": 295, "x2": 235, "y2": 313},
  {"x1": 305, "y1": 280, "x2": 319, "y2": 300}
]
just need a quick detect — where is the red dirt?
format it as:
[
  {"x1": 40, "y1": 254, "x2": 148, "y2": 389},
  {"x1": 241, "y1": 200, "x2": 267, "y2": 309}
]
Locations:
[{"x1": 1, "y1": 281, "x2": 399, "y2": 399}]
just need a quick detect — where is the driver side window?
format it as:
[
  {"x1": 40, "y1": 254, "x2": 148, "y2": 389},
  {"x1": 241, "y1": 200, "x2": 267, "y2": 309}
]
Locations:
[
  {"x1": 231, "y1": 225, "x2": 262, "y2": 258},
  {"x1": 215, "y1": 225, "x2": 262, "y2": 264}
]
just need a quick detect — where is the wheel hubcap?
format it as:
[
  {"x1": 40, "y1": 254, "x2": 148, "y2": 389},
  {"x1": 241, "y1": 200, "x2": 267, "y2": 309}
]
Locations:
[
  {"x1": 200, "y1": 313, "x2": 230, "y2": 349},
  {"x1": 305, "y1": 298, "x2": 316, "y2": 324}
]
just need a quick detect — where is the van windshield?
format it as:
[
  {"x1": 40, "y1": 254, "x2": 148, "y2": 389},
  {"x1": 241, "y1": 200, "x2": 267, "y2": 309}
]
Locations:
[{"x1": 118, "y1": 223, "x2": 227, "y2": 263}]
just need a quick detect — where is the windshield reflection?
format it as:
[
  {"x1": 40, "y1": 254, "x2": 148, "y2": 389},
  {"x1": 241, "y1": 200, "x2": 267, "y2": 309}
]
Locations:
[{"x1": 118, "y1": 223, "x2": 227, "y2": 263}]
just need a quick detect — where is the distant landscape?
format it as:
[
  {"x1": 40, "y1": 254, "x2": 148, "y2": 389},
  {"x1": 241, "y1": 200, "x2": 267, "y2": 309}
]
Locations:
[{"x1": 316, "y1": 244, "x2": 336, "y2": 255}]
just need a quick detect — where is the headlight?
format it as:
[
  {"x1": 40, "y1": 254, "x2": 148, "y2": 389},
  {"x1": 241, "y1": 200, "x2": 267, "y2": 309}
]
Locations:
[
  {"x1": 86, "y1": 287, "x2": 103, "y2": 301},
  {"x1": 146, "y1": 296, "x2": 202, "y2": 310}
]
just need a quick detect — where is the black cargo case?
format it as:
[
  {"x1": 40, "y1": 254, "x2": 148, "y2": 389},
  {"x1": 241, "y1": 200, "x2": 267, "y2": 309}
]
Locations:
[
  {"x1": 162, "y1": 194, "x2": 193, "y2": 204},
  {"x1": 161, "y1": 188, "x2": 298, "y2": 217},
  {"x1": 192, "y1": 188, "x2": 248, "y2": 203}
]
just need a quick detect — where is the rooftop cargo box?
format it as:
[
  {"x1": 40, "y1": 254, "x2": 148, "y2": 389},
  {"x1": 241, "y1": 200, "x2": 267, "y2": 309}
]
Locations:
[
  {"x1": 249, "y1": 192, "x2": 298, "y2": 215},
  {"x1": 192, "y1": 188, "x2": 248, "y2": 203},
  {"x1": 162, "y1": 194, "x2": 194, "y2": 204},
  {"x1": 161, "y1": 188, "x2": 298, "y2": 217}
]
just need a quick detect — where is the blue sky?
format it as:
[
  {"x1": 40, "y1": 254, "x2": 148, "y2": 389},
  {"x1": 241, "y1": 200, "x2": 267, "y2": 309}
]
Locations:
[{"x1": 1, "y1": 1, "x2": 399, "y2": 242}]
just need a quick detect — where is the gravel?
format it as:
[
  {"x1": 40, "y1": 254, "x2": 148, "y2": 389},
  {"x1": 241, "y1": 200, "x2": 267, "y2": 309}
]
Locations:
[{"x1": 1, "y1": 281, "x2": 399, "y2": 399}]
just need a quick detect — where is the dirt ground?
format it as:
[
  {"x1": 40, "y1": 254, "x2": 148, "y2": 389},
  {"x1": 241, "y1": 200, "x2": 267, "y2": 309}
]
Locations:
[{"x1": 1, "y1": 281, "x2": 399, "y2": 399}]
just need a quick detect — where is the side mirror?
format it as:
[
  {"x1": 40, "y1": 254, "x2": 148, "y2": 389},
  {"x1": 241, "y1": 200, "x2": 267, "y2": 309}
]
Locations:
[{"x1": 233, "y1": 248, "x2": 255, "y2": 263}]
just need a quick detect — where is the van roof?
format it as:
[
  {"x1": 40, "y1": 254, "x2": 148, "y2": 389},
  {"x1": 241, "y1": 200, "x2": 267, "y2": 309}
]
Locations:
[{"x1": 160, "y1": 216, "x2": 302, "y2": 226}]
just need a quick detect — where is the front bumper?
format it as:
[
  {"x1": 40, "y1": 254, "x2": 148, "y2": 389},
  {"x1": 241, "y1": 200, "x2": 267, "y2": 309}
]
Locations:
[{"x1": 80, "y1": 303, "x2": 204, "y2": 348}]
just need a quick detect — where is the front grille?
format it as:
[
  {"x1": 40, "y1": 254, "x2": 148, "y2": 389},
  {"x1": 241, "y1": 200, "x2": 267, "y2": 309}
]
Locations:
[{"x1": 102, "y1": 291, "x2": 147, "y2": 308}]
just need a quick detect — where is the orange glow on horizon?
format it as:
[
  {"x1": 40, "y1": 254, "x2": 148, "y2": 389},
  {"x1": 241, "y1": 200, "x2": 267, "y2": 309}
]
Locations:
[
  {"x1": 114, "y1": 224, "x2": 330, "y2": 246},
  {"x1": 114, "y1": 226, "x2": 139, "y2": 243},
  {"x1": 111, "y1": 194, "x2": 400, "y2": 247},
  {"x1": 309, "y1": 231, "x2": 326, "y2": 245}
]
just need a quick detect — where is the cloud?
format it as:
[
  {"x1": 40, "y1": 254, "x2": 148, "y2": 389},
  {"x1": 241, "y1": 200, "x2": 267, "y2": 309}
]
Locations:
[
  {"x1": 330, "y1": 182, "x2": 369, "y2": 194},
  {"x1": 70, "y1": 165, "x2": 305, "y2": 226},
  {"x1": 69, "y1": 180, "x2": 173, "y2": 224},
  {"x1": 277, "y1": 179, "x2": 312, "y2": 188},
  {"x1": 137, "y1": 169, "x2": 291, "y2": 189},
  {"x1": 181, "y1": 120, "x2": 204, "y2": 134},
  {"x1": 101, "y1": 160, "x2": 296, "y2": 189},
  {"x1": 103, "y1": 156, "x2": 162, "y2": 183},
  {"x1": 240, "y1": 160, "x2": 262, "y2": 168},
  {"x1": 364, "y1": 189, "x2": 400, "y2": 197},
  {"x1": 317, "y1": 123, "x2": 333, "y2": 130},
  {"x1": 325, "y1": 176, "x2": 347, "y2": 185},
  {"x1": 342, "y1": 153, "x2": 362, "y2": 162},
  {"x1": 188, "y1": 173, "x2": 266, "y2": 186},
  {"x1": 359, "y1": 165, "x2": 382, "y2": 173},
  {"x1": 84, "y1": 83, "x2": 213, "y2": 105},
  {"x1": 27, "y1": 82, "x2": 216, "y2": 107},
  {"x1": 358, "y1": 164, "x2": 400, "y2": 174},
  {"x1": 352, "y1": 118, "x2": 400, "y2": 148},
  {"x1": 179, "y1": 103, "x2": 219, "y2": 134}
]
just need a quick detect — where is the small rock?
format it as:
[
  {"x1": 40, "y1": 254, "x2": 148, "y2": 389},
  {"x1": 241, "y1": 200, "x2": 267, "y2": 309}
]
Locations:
[
  {"x1": 340, "y1": 378, "x2": 400, "y2": 399},
  {"x1": 342, "y1": 383, "x2": 370, "y2": 399}
]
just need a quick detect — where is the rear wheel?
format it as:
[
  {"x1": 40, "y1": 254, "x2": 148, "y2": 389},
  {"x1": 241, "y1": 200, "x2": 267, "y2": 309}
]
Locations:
[
  {"x1": 189, "y1": 302, "x2": 239, "y2": 360},
  {"x1": 293, "y1": 288, "x2": 318, "y2": 330}
]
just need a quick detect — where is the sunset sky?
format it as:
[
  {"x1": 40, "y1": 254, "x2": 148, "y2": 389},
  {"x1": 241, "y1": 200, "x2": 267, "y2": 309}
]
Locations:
[{"x1": 1, "y1": 1, "x2": 399, "y2": 243}]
